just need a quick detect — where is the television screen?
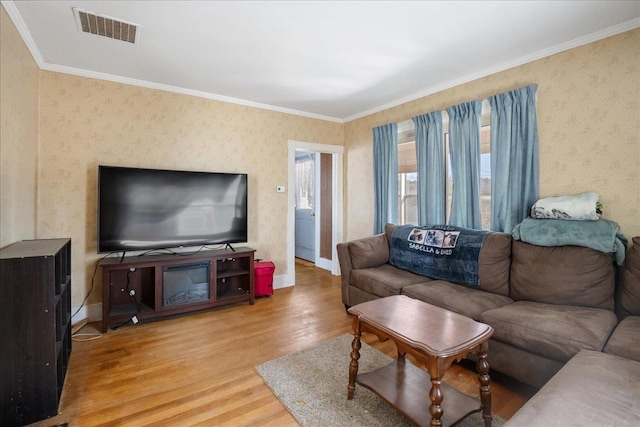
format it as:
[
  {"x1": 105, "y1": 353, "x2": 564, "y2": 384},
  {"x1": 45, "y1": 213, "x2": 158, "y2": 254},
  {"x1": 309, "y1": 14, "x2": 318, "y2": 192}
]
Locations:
[{"x1": 98, "y1": 166, "x2": 248, "y2": 253}]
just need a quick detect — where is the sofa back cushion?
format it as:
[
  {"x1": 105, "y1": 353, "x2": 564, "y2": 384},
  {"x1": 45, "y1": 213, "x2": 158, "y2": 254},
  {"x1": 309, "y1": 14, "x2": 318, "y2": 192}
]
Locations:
[
  {"x1": 620, "y1": 236, "x2": 640, "y2": 317},
  {"x1": 510, "y1": 240, "x2": 615, "y2": 310},
  {"x1": 349, "y1": 233, "x2": 390, "y2": 269},
  {"x1": 478, "y1": 232, "x2": 512, "y2": 296}
]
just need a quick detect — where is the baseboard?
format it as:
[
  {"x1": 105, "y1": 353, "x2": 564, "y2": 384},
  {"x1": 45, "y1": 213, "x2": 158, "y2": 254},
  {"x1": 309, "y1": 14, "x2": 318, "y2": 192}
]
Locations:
[
  {"x1": 71, "y1": 318, "x2": 88, "y2": 334},
  {"x1": 274, "y1": 273, "x2": 294, "y2": 289},
  {"x1": 71, "y1": 302, "x2": 103, "y2": 323},
  {"x1": 315, "y1": 257, "x2": 332, "y2": 271}
]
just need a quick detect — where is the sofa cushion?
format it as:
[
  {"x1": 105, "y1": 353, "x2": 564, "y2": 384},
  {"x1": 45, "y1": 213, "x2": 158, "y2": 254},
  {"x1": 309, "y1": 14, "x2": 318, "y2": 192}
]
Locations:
[
  {"x1": 477, "y1": 232, "x2": 511, "y2": 296},
  {"x1": 503, "y1": 350, "x2": 640, "y2": 427},
  {"x1": 401, "y1": 281, "x2": 513, "y2": 320},
  {"x1": 349, "y1": 233, "x2": 389, "y2": 269},
  {"x1": 620, "y1": 237, "x2": 640, "y2": 317},
  {"x1": 604, "y1": 316, "x2": 640, "y2": 362},
  {"x1": 510, "y1": 240, "x2": 615, "y2": 310},
  {"x1": 350, "y1": 264, "x2": 430, "y2": 297},
  {"x1": 480, "y1": 301, "x2": 618, "y2": 362}
]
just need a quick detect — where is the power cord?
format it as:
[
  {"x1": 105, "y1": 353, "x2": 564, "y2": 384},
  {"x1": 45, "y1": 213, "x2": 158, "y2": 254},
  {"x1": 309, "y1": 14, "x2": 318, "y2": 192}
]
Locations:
[
  {"x1": 71, "y1": 252, "x2": 116, "y2": 321},
  {"x1": 110, "y1": 269, "x2": 144, "y2": 331},
  {"x1": 126, "y1": 269, "x2": 143, "y2": 312},
  {"x1": 72, "y1": 332, "x2": 102, "y2": 342},
  {"x1": 111, "y1": 319, "x2": 133, "y2": 330},
  {"x1": 71, "y1": 319, "x2": 102, "y2": 342}
]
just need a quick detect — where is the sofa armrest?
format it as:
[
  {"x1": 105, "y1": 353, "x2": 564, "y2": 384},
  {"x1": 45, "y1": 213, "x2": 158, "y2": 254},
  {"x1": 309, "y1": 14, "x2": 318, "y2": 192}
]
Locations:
[
  {"x1": 337, "y1": 242, "x2": 353, "y2": 306},
  {"x1": 603, "y1": 316, "x2": 640, "y2": 362},
  {"x1": 337, "y1": 233, "x2": 390, "y2": 306}
]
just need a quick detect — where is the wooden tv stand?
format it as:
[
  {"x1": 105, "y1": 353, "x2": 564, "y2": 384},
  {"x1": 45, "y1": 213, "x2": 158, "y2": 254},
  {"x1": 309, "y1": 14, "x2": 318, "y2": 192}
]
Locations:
[{"x1": 100, "y1": 247, "x2": 255, "y2": 332}]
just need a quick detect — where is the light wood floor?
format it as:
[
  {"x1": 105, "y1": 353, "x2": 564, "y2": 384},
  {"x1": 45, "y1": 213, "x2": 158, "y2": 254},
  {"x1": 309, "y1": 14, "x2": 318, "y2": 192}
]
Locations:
[{"x1": 31, "y1": 259, "x2": 536, "y2": 427}]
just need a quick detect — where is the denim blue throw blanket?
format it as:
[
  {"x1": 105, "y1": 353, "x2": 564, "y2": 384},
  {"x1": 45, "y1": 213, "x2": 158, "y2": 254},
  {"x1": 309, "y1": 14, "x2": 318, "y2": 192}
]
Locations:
[{"x1": 389, "y1": 225, "x2": 489, "y2": 286}]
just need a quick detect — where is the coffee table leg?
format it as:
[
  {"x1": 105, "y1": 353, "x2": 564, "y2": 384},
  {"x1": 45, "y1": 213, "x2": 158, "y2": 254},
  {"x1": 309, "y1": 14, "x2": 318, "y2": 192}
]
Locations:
[
  {"x1": 348, "y1": 320, "x2": 362, "y2": 400},
  {"x1": 477, "y1": 341, "x2": 492, "y2": 427},
  {"x1": 429, "y1": 375, "x2": 444, "y2": 427}
]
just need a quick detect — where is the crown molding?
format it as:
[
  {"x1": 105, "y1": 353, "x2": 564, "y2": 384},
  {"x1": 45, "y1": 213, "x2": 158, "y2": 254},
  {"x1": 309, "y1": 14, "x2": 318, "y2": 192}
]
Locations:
[
  {"x1": 38, "y1": 62, "x2": 344, "y2": 123},
  {"x1": 4, "y1": 0, "x2": 638, "y2": 124},
  {"x1": 342, "y1": 18, "x2": 640, "y2": 123}
]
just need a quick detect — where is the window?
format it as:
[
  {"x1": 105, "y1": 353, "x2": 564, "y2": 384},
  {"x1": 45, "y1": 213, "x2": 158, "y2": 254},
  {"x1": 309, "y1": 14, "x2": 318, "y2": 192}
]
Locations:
[
  {"x1": 397, "y1": 126, "x2": 418, "y2": 225},
  {"x1": 478, "y1": 125, "x2": 492, "y2": 230},
  {"x1": 397, "y1": 103, "x2": 492, "y2": 230}
]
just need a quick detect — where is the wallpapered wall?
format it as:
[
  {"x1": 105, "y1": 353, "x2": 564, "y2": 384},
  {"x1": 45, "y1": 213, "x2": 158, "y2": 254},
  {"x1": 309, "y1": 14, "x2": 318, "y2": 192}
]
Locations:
[
  {"x1": 37, "y1": 72, "x2": 343, "y2": 306},
  {"x1": 0, "y1": 6, "x2": 39, "y2": 247},
  {"x1": 3, "y1": 0, "x2": 639, "y2": 312},
  {"x1": 344, "y1": 29, "x2": 640, "y2": 242}
]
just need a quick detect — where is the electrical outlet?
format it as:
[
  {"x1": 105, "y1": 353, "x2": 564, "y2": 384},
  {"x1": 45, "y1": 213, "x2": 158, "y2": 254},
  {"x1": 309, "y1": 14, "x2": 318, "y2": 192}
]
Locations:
[{"x1": 129, "y1": 267, "x2": 136, "y2": 272}]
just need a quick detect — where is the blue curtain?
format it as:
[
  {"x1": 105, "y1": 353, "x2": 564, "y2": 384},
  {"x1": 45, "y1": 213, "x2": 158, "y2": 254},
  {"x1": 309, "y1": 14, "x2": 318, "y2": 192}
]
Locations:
[
  {"x1": 446, "y1": 100, "x2": 482, "y2": 229},
  {"x1": 372, "y1": 123, "x2": 398, "y2": 234},
  {"x1": 489, "y1": 85, "x2": 539, "y2": 233},
  {"x1": 413, "y1": 111, "x2": 445, "y2": 225}
]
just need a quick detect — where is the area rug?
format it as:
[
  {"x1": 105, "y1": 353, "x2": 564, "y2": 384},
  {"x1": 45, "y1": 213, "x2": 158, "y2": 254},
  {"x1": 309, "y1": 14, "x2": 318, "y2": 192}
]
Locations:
[{"x1": 254, "y1": 334, "x2": 505, "y2": 427}]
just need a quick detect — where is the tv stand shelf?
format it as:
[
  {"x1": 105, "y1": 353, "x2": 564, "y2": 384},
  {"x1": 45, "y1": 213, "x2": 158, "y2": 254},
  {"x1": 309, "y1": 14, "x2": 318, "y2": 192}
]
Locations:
[{"x1": 100, "y1": 247, "x2": 255, "y2": 332}]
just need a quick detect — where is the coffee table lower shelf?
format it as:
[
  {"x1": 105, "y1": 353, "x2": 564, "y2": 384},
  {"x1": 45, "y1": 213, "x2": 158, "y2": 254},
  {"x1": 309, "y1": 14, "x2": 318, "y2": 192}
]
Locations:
[{"x1": 356, "y1": 358, "x2": 482, "y2": 427}]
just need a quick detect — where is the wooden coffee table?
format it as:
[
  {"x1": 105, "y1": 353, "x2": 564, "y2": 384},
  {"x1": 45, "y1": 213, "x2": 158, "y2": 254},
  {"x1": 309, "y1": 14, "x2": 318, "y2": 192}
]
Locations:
[{"x1": 347, "y1": 295, "x2": 494, "y2": 427}]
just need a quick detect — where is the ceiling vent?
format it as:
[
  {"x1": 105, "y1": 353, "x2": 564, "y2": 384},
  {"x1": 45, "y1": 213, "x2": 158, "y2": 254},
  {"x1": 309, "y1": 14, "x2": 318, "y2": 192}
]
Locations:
[{"x1": 73, "y1": 7, "x2": 140, "y2": 44}]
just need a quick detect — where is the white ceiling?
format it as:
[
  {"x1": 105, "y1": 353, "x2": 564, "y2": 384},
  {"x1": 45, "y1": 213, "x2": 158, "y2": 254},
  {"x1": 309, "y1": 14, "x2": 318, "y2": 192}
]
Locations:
[{"x1": 4, "y1": 1, "x2": 639, "y2": 122}]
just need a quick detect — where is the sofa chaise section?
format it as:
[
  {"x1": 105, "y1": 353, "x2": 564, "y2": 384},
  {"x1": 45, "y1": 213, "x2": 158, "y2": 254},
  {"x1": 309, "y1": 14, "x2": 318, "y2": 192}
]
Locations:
[{"x1": 503, "y1": 350, "x2": 640, "y2": 427}]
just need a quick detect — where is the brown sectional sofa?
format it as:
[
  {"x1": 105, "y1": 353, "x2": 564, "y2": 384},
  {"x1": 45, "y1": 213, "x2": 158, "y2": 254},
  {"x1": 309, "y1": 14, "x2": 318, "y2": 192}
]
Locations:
[{"x1": 337, "y1": 224, "x2": 622, "y2": 388}]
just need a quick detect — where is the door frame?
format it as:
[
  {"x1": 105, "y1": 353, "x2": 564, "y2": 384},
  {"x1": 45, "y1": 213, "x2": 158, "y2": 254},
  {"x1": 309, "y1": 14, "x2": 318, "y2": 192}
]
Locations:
[{"x1": 287, "y1": 140, "x2": 343, "y2": 283}]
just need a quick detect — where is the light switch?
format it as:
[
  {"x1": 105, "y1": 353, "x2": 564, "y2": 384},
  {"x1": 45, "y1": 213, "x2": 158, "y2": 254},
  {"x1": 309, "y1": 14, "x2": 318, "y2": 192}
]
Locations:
[{"x1": 276, "y1": 186, "x2": 286, "y2": 193}]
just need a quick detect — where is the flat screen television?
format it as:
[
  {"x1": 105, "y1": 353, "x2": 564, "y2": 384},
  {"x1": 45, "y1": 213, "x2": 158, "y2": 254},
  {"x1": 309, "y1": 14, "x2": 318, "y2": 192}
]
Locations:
[{"x1": 98, "y1": 165, "x2": 248, "y2": 253}]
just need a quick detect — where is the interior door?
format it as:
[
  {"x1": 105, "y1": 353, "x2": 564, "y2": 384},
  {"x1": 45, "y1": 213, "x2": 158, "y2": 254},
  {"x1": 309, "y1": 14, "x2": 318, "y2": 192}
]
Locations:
[{"x1": 295, "y1": 153, "x2": 316, "y2": 262}]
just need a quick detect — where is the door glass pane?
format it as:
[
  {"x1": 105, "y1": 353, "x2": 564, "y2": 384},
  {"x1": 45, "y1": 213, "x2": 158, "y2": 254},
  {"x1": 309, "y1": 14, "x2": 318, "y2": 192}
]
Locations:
[{"x1": 295, "y1": 155, "x2": 314, "y2": 210}]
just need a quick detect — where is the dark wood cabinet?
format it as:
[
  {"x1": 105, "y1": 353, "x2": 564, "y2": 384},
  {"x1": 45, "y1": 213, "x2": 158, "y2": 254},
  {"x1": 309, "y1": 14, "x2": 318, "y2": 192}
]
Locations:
[
  {"x1": 100, "y1": 247, "x2": 255, "y2": 332},
  {"x1": 0, "y1": 238, "x2": 72, "y2": 426}
]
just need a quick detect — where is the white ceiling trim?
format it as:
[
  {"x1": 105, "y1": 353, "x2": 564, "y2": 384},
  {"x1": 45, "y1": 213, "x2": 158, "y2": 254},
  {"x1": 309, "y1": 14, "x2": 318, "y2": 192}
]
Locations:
[
  {"x1": 38, "y1": 62, "x2": 345, "y2": 123},
  {"x1": 343, "y1": 17, "x2": 640, "y2": 122},
  {"x1": 3, "y1": 1, "x2": 639, "y2": 124}
]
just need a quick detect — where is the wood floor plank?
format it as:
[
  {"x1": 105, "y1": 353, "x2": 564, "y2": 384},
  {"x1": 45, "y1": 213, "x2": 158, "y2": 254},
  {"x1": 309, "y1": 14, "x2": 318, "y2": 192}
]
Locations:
[{"x1": 27, "y1": 259, "x2": 536, "y2": 426}]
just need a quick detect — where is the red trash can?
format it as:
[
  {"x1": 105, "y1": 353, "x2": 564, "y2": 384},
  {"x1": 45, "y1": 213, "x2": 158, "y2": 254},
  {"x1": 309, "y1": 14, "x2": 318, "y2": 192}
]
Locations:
[{"x1": 254, "y1": 261, "x2": 275, "y2": 297}]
